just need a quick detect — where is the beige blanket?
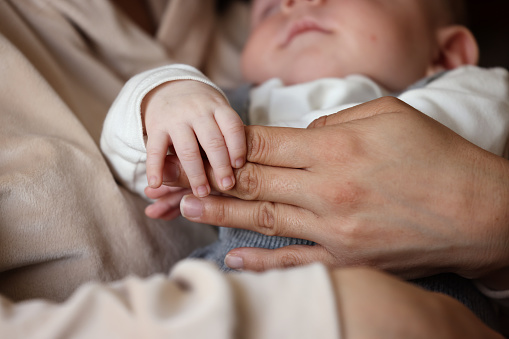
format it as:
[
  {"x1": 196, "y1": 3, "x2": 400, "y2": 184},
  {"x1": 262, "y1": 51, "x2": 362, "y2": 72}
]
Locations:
[{"x1": 0, "y1": 0, "x2": 247, "y2": 302}]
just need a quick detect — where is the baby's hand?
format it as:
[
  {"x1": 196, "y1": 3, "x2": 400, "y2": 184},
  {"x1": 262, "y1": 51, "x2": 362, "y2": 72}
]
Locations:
[
  {"x1": 142, "y1": 80, "x2": 246, "y2": 197},
  {"x1": 144, "y1": 185, "x2": 190, "y2": 220}
]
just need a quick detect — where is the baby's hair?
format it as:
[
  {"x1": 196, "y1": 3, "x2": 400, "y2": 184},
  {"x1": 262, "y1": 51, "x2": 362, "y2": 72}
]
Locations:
[{"x1": 441, "y1": 0, "x2": 468, "y2": 26}]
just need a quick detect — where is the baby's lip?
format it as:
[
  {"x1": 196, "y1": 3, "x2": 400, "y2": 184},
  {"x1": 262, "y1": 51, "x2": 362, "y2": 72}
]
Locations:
[{"x1": 280, "y1": 18, "x2": 332, "y2": 47}]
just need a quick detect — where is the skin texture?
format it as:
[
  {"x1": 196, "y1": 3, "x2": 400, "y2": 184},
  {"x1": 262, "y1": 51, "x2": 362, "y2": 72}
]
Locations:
[
  {"x1": 151, "y1": 97, "x2": 509, "y2": 289},
  {"x1": 331, "y1": 267, "x2": 504, "y2": 339},
  {"x1": 143, "y1": 0, "x2": 478, "y2": 217}
]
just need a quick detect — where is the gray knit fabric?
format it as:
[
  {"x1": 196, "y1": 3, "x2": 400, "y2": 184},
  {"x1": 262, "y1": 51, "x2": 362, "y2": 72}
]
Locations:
[{"x1": 190, "y1": 227, "x2": 500, "y2": 330}]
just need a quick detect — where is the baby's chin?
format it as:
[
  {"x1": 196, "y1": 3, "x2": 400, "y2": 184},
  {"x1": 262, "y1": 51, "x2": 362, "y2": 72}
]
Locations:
[{"x1": 246, "y1": 71, "x2": 338, "y2": 87}]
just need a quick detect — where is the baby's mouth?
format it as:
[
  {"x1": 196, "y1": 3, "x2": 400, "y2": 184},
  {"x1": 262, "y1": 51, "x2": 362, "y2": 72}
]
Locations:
[{"x1": 281, "y1": 18, "x2": 332, "y2": 47}]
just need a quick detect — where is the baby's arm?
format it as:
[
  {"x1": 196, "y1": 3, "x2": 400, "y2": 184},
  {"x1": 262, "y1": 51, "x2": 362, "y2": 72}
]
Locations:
[{"x1": 143, "y1": 80, "x2": 246, "y2": 197}]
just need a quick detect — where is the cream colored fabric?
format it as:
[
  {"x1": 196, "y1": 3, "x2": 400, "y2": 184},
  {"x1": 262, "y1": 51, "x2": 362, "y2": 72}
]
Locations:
[
  {"x1": 0, "y1": 260, "x2": 341, "y2": 339},
  {"x1": 0, "y1": 1, "x2": 342, "y2": 336},
  {"x1": 0, "y1": 0, "x2": 242, "y2": 302}
]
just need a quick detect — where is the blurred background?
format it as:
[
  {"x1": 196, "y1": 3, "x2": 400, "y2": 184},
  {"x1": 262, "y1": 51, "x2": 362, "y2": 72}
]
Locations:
[
  {"x1": 221, "y1": 0, "x2": 509, "y2": 69},
  {"x1": 466, "y1": 0, "x2": 509, "y2": 69},
  {"x1": 117, "y1": 0, "x2": 509, "y2": 70}
]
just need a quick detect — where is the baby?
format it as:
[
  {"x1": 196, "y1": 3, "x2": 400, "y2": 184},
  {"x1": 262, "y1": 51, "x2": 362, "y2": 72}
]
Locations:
[{"x1": 101, "y1": 0, "x2": 509, "y2": 270}]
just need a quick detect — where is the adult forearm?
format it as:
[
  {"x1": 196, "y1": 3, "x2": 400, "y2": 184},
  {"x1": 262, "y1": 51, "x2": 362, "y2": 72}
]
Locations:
[
  {"x1": 332, "y1": 268, "x2": 504, "y2": 339},
  {"x1": 468, "y1": 152, "x2": 509, "y2": 284}
]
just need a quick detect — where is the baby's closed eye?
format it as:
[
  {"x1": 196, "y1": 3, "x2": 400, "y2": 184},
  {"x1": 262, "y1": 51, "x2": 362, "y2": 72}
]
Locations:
[{"x1": 252, "y1": 0, "x2": 281, "y2": 27}]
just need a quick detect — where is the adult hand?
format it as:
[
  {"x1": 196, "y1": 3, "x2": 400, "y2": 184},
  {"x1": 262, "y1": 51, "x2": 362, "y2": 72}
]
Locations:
[
  {"x1": 332, "y1": 267, "x2": 504, "y2": 339},
  {"x1": 159, "y1": 97, "x2": 509, "y2": 281}
]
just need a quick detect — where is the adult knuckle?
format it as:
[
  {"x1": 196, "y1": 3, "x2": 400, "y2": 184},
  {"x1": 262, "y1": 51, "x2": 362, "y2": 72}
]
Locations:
[
  {"x1": 335, "y1": 219, "x2": 366, "y2": 253},
  {"x1": 326, "y1": 182, "x2": 364, "y2": 208},
  {"x1": 254, "y1": 201, "x2": 277, "y2": 235},
  {"x1": 236, "y1": 164, "x2": 262, "y2": 200},
  {"x1": 279, "y1": 251, "x2": 303, "y2": 268},
  {"x1": 214, "y1": 202, "x2": 228, "y2": 225},
  {"x1": 246, "y1": 127, "x2": 268, "y2": 162}
]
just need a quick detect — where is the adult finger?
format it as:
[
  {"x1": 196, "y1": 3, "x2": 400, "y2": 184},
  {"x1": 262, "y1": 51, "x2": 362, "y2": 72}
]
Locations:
[
  {"x1": 214, "y1": 106, "x2": 247, "y2": 169},
  {"x1": 145, "y1": 129, "x2": 170, "y2": 188},
  {"x1": 244, "y1": 126, "x2": 314, "y2": 168},
  {"x1": 224, "y1": 245, "x2": 334, "y2": 272},
  {"x1": 308, "y1": 96, "x2": 407, "y2": 128},
  {"x1": 193, "y1": 115, "x2": 235, "y2": 191},
  {"x1": 170, "y1": 124, "x2": 210, "y2": 197},
  {"x1": 207, "y1": 162, "x2": 315, "y2": 206},
  {"x1": 162, "y1": 157, "x2": 316, "y2": 207},
  {"x1": 180, "y1": 194, "x2": 321, "y2": 241}
]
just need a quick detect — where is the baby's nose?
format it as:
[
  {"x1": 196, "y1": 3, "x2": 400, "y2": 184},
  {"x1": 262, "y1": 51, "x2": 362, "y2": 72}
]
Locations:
[{"x1": 281, "y1": 0, "x2": 324, "y2": 12}]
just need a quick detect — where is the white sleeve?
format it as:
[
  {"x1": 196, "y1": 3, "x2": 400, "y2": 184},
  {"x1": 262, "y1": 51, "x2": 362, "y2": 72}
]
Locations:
[
  {"x1": 474, "y1": 283, "x2": 509, "y2": 325},
  {"x1": 0, "y1": 260, "x2": 341, "y2": 339},
  {"x1": 398, "y1": 66, "x2": 509, "y2": 157},
  {"x1": 100, "y1": 64, "x2": 226, "y2": 198}
]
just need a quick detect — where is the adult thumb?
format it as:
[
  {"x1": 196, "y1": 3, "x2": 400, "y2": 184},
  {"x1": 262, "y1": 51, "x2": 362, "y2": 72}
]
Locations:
[{"x1": 308, "y1": 96, "x2": 409, "y2": 128}]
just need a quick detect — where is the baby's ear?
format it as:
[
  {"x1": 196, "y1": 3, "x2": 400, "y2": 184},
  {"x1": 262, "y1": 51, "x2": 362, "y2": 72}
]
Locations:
[{"x1": 428, "y1": 26, "x2": 479, "y2": 75}]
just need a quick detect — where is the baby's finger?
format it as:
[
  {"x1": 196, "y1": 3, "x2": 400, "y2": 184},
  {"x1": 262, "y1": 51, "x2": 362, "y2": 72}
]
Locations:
[
  {"x1": 144, "y1": 185, "x2": 189, "y2": 200},
  {"x1": 171, "y1": 125, "x2": 210, "y2": 197},
  {"x1": 145, "y1": 186, "x2": 189, "y2": 220},
  {"x1": 145, "y1": 201, "x2": 181, "y2": 220},
  {"x1": 215, "y1": 106, "x2": 246, "y2": 169},
  {"x1": 193, "y1": 116, "x2": 236, "y2": 191},
  {"x1": 146, "y1": 129, "x2": 171, "y2": 188}
]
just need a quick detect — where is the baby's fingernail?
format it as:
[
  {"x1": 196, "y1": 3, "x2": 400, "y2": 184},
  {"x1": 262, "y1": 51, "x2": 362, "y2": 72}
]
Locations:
[
  {"x1": 180, "y1": 195, "x2": 203, "y2": 219},
  {"x1": 235, "y1": 158, "x2": 244, "y2": 168},
  {"x1": 225, "y1": 254, "x2": 244, "y2": 270},
  {"x1": 222, "y1": 176, "x2": 234, "y2": 190},
  {"x1": 196, "y1": 185, "x2": 209, "y2": 198}
]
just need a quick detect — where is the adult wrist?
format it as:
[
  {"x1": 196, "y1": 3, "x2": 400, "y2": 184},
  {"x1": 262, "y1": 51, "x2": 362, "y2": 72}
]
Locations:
[{"x1": 468, "y1": 152, "x2": 509, "y2": 281}]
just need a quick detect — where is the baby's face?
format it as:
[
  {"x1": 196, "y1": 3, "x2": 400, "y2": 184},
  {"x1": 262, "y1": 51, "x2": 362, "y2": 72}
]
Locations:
[{"x1": 242, "y1": 0, "x2": 441, "y2": 91}]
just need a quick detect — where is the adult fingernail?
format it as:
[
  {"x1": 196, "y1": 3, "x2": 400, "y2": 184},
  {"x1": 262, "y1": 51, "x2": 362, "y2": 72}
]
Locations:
[
  {"x1": 148, "y1": 176, "x2": 157, "y2": 187},
  {"x1": 225, "y1": 254, "x2": 244, "y2": 270},
  {"x1": 162, "y1": 163, "x2": 179, "y2": 183},
  {"x1": 181, "y1": 195, "x2": 203, "y2": 219},
  {"x1": 222, "y1": 176, "x2": 234, "y2": 190}
]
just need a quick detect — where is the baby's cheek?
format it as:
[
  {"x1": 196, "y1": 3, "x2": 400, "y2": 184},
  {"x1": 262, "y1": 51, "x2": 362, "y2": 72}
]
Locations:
[{"x1": 240, "y1": 44, "x2": 271, "y2": 84}]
